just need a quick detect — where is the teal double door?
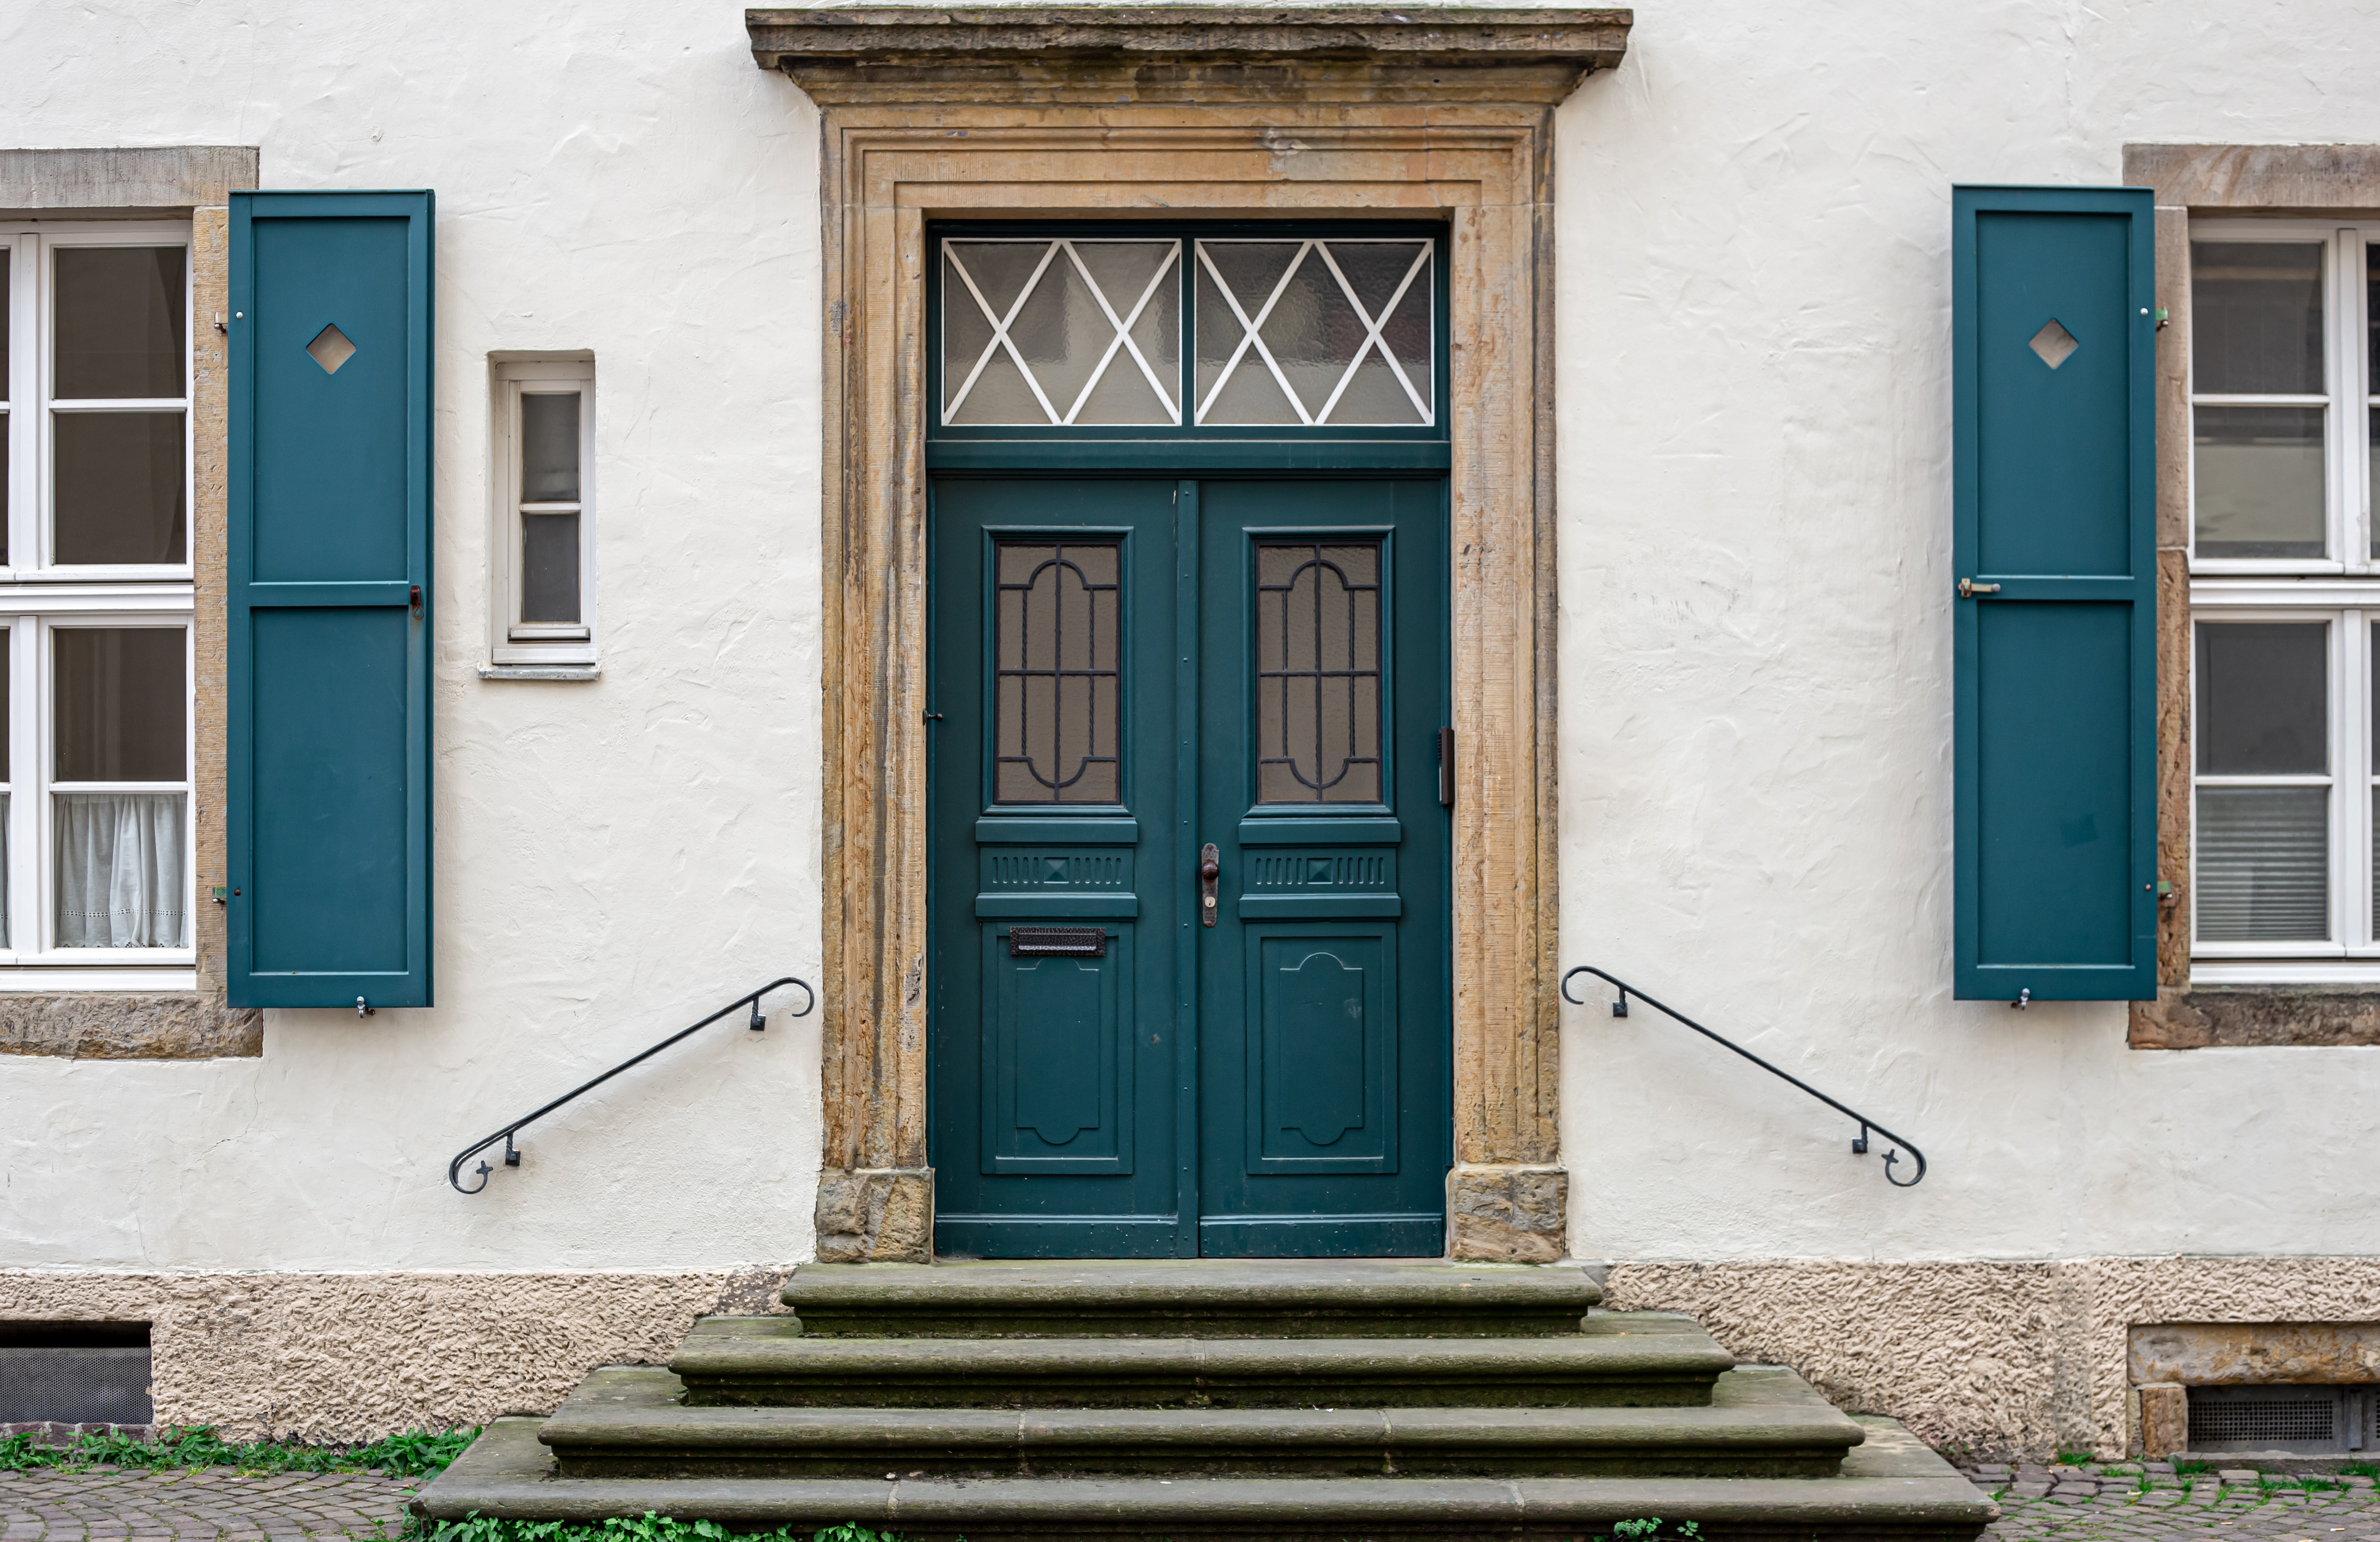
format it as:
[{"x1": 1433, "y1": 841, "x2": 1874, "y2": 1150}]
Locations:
[{"x1": 928, "y1": 475, "x2": 1451, "y2": 1258}]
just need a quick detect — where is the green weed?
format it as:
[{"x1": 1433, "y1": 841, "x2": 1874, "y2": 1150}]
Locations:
[
  {"x1": 0, "y1": 1424, "x2": 477, "y2": 1478},
  {"x1": 419, "y1": 1520, "x2": 924, "y2": 1542}
]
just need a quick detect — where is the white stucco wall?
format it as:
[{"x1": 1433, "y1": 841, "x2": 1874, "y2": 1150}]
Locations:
[
  {"x1": 4, "y1": 0, "x2": 2379, "y2": 1291},
  {"x1": 1554, "y1": 0, "x2": 2380, "y2": 1260},
  {"x1": 0, "y1": 1, "x2": 827, "y2": 1272}
]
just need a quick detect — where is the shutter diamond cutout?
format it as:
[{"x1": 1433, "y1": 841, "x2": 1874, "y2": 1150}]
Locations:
[
  {"x1": 305, "y1": 323, "x2": 357, "y2": 375},
  {"x1": 2028, "y1": 318, "x2": 2078, "y2": 370}
]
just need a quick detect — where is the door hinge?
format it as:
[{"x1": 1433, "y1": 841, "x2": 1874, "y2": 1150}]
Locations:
[{"x1": 1437, "y1": 727, "x2": 1455, "y2": 808}]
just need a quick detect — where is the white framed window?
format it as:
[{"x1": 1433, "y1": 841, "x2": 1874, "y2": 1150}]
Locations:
[
  {"x1": 0, "y1": 221, "x2": 196, "y2": 985},
  {"x1": 489, "y1": 359, "x2": 596, "y2": 667},
  {"x1": 2189, "y1": 221, "x2": 2380, "y2": 982}
]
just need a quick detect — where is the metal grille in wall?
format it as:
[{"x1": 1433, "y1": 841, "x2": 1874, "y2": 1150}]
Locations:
[{"x1": 2188, "y1": 1384, "x2": 2372, "y2": 1453}]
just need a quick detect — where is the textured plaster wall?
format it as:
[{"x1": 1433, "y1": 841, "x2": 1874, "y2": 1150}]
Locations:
[
  {"x1": 1609, "y1": 1259, "x2": 2380, "y2": 1461},
  {"x1": 1553, "y1": 0, "x2": 2380, "y2": 1261},
  {"x1": 0, "y1": 2, "x2": 826, "y2": 1273},
  {"x1": 0, "y1": 1270, "x2": 791, "y2": 1441}
]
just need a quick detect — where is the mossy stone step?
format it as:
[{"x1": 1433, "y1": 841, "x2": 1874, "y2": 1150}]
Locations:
[
  {"x1": 672, "y1": 1313, "x2": 1732, "y2": 1409},
  {"x1": 779, "y1": 1260, "x2": 1602, "y2": 1338},
  {"x1": 544, "y1": 1364, "x2": 1861, "y2": 1480},
  {"x1": 423, "y1": 1414, "x2": 1996, "y2": 1540}
]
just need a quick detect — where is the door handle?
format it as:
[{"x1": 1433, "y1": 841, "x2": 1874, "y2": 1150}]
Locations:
[{"x1": 1199, "y1": 843, "x2": 1220, "y2": 928}]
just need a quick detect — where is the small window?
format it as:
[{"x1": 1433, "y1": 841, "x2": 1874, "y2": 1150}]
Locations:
[{"x1": 490, "y1": 360, "x2": 596, "y2": 665}]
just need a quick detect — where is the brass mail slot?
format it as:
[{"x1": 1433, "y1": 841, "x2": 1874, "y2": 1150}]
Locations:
[{"x1": 1008, "y1": 925, "x2": 1107, "y2": 958}]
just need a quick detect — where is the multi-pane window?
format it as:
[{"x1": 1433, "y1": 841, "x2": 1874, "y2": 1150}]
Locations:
[
  {"x1": 938, "y1": 233, "x2": 1440, "y2": 431},
  {"x1": 489, "y1": 360, "x2": 596, "y2": 666},
  {"x1": 0, "y1": 224, "x2": 195, "y2": 976},
  {"x1": 2190, "y1": 221, "x2": 2380, "y2": 978}
]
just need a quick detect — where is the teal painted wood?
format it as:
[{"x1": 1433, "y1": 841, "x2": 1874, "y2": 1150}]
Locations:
[
  {"x1": 227, "y1": 192, "x2": 434, "y2": 1009},
  {"x1": 929, "y1": 480, "x2": 1185, "y2": 1257},
  {"x1": 1953, "y1": 186, "x2": 2156, "y2": 1002},
  {"x1": 1195, "y1": 479, "x2": 1451, "y2": 1257}
]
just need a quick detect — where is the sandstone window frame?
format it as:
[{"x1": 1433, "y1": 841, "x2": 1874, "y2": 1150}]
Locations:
[
  {"x1": 746, "y1": 6, "x2": 1632, "y2": 1260},
  {"x1": 2126, "y1": 144, "x2": 2380, "y2": 1047}
]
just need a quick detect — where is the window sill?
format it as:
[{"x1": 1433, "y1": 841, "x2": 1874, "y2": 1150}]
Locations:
[
  {"x1": 478, "y1": 663, "x2": 600, "y2": 682},
  {"x1": 2132, "y1": 984, "x2": 2380, "y2": 1048},
  {"x1": 0, "y1": 966, "x2": 196, "y2": 992}
]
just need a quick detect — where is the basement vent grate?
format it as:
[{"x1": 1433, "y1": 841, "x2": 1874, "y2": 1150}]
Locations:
[
  {"x1": 2188, "y1": 1384, "x2": 2371, "y2": 1453},
  {"x1": 0, "y1": 1323, "x2": 153, "y2": 1425}
]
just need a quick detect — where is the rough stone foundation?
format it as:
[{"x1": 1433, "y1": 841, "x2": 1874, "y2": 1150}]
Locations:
[
  {"x1": 0, "y1": 1270, "x2": 794, "y2": 1441},
  {"x1": 1603, "y1": 1256, "x2": 2380, "y2": 1461}
]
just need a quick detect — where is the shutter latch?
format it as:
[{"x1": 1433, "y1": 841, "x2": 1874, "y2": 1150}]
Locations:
[{"x1": 1957, "y1": 578, "x2": 2001, "y2": 598}]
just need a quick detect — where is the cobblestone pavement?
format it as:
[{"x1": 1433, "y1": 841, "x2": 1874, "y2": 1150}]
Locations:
[
  {"x1": 0, "y1": 1467, "x2": 417, "y2": 1540},
  {"x1": 1963, "y1": 1462, "x2": 2380, "y2": 1539}
]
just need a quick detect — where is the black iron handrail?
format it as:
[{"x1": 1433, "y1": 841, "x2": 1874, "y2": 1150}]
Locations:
[
  {"x1": 1560, "y1": 965, "x2": 1926, "y2": 1188},
  {"x1": 448, "y1": 975, "x2": 816, "y2": 1194}
]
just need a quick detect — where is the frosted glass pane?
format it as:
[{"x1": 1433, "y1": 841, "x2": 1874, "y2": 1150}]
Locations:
[
  {"x1": 1257, "y1": 250, "x2": 1360, "y2": 417},
  {"x1": 1197, "y1": 240, "x2": 1434, "y2": 426},
  {"x1": 53, "y1": 247, "x2": 184, "y2": 399},
  {"x1": 1197, "y1": 243, "x2": 1303, "y2": 425},
  {"x1": 2196, "y1": 786, "x2": 2328, "y2": 942},
  {"x1": 2192, "y1": 242, "x2": 2323, "y2": 396},
  {"x1": 994, "y1": 541, "x2": 1121, "y2": 804},
  {"x1": 1256, "y1": 541, "x2": 1382, "y2": 804},
  {"x1": 521, "y1": 393, "x2": 580, "y2": 502},
  {"x1": 2193, "y1": 405, "x2": 2325, "y2": 558},
  {"x1": 942, "y1": 240, "x2": 1178, "y2": 427},
  {"x1": 2195, "y1": 622, "x2": 2326, "y2": 774}
]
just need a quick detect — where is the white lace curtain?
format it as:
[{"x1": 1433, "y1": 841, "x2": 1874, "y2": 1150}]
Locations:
[{"x1": 54, "y1": 793, "x2": 187, "y2": 948}]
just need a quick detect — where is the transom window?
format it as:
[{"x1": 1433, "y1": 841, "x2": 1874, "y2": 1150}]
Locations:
[
  {"x1": 2190, "y1": 220, "x2": 2380, "y2": 980},
  {"x1": 0, "y1": 222, "x2": 195, "y2": 980},
  {"x1": 934, "y1": 224, "x2": 1444, "y2": 436}
]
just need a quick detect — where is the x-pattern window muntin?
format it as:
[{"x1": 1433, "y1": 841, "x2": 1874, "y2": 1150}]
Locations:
[{"x1": 930, "y1": 221, "x2": 1446, "y2": 440}]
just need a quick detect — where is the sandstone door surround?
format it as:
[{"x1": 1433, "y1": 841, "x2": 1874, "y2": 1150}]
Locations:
[{"x1": 746, "y1": 6, "x2": 1632, "y2": 1262}]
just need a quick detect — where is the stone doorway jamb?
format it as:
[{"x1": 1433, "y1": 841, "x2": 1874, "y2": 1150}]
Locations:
[{"x1": 746, "y1": 6, "x2": 1631, "y2": 1264}]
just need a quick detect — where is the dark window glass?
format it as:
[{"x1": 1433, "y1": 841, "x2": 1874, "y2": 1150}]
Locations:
[
  {"x1": 54, "y1": 628, "x2": 186, "y2": 782},
  {"x1": 2191, "y1": 241, "x2": 2324, "y2": 396},
  {"x1": 521, "y1": 513, "x2": 581, "y2": 625},
  {"x1": 53, "y1": 413, "x2": 185, "y2": 564},
  {"x1": 2196, "y1": 622, "x2": 2327, "y2": 775},
  {"x1": 53, "y1": 247, "x2": 184, "y2": 400},
  {"x1": 521, "y1": 392, "x2": 580, "y2": 502},
  {"x1": 993, "y1": 540, "x2": 1120, "y2": 804},
  {"x1": 1255, "y1": 541, "x2": 1382, "y2": 804}
]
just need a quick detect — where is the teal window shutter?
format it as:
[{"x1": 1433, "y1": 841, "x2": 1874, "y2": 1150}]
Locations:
[
  {"x1": 227, "y1": 192, "x2": 433, "y2": 1009},
  {"x1": 1953, "y1": 185, "x2": 2156, "y2": 1002}
]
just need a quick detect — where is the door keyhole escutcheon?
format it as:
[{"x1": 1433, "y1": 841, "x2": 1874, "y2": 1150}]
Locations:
[{"x1": 1199, "y1": 843, "x2": 1220, "y2": 928}]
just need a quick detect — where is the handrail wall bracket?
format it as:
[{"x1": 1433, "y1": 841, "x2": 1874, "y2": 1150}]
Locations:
[{"x1": 1561, "y1": 964, "x2": 1927, "y2": 1188}]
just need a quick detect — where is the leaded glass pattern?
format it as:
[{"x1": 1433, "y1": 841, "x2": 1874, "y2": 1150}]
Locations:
[
  {"x1": 994, "y1": 541, "x2": 1122, "y2": 803},
  {"x1": 1196, "y1": 240, "x2": 1432, "y2": 427},
  {"x1": 1255, "y1": 541, "x2": 1382, "y2": 804},
  {"x1": 943, "y1": 240, "x2": 1180, "y2": 427}
]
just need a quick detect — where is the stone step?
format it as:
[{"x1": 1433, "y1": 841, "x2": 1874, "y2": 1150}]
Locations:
[
  {"x1": 672, "y1": 1312, "x2": 1733, "y2": 1409},
  {"x1": 779, "y1": 1260, "x2": 1602, "y2": 1338},
  {"x1": 544, "y1": 1364, "x2": 1862, "y2": 1480},
  {"x1": 423, "y1": 1414, "x2": 1997, "y2": 1540}
]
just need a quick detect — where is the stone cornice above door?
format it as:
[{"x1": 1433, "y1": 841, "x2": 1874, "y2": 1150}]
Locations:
[{"x1": 744, "y1": 6, "x2": 1632, "y2": 104}]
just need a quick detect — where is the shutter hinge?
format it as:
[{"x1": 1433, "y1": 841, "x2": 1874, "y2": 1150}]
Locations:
[
  {"x1": 1957, "y1": 578, "x2": 2001, "y2": 598},
  {"x1": 409, "y1": 584, "x2": 423, "y2": 617}
]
